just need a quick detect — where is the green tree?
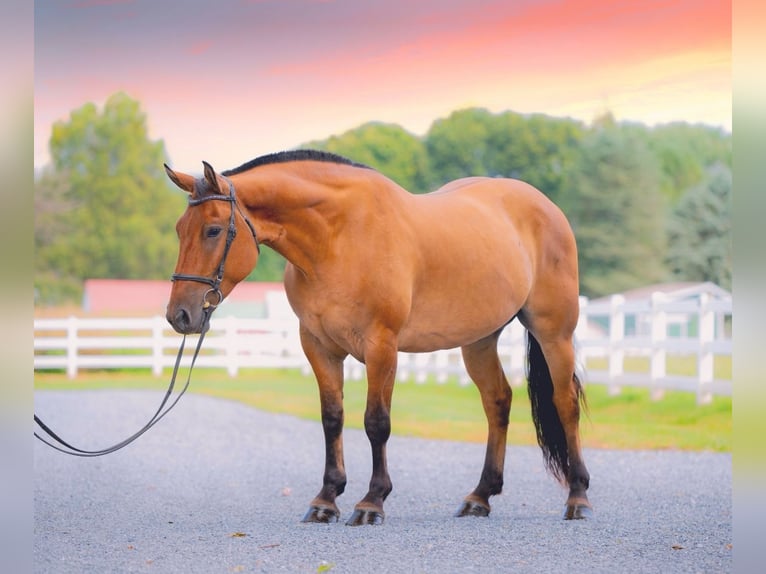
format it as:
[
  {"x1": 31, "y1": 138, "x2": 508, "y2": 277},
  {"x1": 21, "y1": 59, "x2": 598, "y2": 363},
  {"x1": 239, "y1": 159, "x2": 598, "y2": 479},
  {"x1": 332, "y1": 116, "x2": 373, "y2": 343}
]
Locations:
[
  {"x1": 424, "y1": 108, "x2": 584, "y2": 204},
  {"x1": 424, "y1": 108, "x2": 495, "y2": 185},
  {"x1": 645, "y1": 123, "x2": 732, "y2": 205},
  {"x1": 244, "y1": 246, "x2": 286, "y2": 282},
  {"x1": 34, "y1": 167, "x2": 83, "y2": 304},
  {"x1": 564, "y1": 114, "x2": 668, "y2": 297},
  {"x1": 483, "y1": 111, "x2": 585, "y2": 206},
  {"x1": 306, "y1": 122, "x2": 431, "y2": 193},
  {"x1": 665, "y1": 164, "x2": 732, "y2": 289},
  {"x1": 35, "y1": 92, "x2": 185, "y2": 303}
]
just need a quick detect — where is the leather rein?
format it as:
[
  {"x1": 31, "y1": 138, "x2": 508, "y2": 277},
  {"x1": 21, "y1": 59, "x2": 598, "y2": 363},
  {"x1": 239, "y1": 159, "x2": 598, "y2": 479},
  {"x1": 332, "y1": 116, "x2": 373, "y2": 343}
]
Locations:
[{"x1": 34, "y1": 177, "x2": 259, "y2": 456}]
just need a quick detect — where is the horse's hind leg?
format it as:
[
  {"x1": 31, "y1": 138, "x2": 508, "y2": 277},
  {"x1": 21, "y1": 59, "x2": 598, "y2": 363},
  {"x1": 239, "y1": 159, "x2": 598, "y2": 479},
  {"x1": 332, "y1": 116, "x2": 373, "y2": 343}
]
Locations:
[
  {"x1": 545, "y1": 337, "x2": 591, "y2": 519},
  {"x1": 455, "y1": 331, "x2": 512, "y2": 517},
  {"x1": 299, "y1": 326, "x2": 348, "y2": 524},
  {"x1": 527, "y1": 326, "x2": 592, "y2": 520}
]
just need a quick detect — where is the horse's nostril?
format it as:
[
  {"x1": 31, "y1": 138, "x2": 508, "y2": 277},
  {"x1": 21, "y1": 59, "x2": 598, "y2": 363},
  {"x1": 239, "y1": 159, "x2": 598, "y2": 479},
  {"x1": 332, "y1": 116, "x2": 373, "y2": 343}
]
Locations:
[
  {"x1": 168, "y1": 307, "x2": 191, "y2": 332},
  {"x1": 176, "y1": 308, "x2": 191, "y2": 329}
]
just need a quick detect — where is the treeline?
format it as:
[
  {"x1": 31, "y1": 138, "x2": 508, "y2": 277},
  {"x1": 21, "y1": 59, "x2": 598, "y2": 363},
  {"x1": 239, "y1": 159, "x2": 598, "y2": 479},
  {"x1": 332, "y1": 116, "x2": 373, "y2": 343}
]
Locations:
[{"x1": 34, "y1": 93, "x2": 731, "y2": 305}]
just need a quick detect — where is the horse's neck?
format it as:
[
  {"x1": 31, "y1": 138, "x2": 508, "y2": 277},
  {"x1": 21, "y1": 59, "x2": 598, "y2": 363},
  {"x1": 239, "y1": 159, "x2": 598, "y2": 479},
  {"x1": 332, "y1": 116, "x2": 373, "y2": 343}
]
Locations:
[{"x1": 233, "y1": 164, "x2": 368, "y2": 278}]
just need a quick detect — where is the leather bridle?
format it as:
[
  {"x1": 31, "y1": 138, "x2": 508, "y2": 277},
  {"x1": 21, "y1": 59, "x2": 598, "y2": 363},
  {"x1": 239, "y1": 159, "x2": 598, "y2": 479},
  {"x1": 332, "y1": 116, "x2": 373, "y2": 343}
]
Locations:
[
  {"x1": 171, "y1": 176, "x2": 260, "y2": 320},
  {"x1": 34, "y1": 177, "x2": 260, "y2": 457}
]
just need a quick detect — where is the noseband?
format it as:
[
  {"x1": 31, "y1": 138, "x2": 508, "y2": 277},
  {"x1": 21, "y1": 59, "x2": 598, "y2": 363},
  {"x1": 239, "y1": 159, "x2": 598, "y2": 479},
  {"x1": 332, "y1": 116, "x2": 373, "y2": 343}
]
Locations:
[{"x1": 171, "y1": 176, "x2": 260, "y2": 313}]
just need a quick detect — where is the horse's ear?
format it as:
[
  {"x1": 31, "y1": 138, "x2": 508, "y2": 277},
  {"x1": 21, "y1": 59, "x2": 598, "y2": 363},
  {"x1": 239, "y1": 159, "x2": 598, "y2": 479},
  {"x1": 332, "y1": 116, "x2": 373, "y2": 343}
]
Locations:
[
  {"x1": 202, "y1": 161, "x2": 222, "y2": 194},
  {"x1": 164, "y1": 163, "x2": 194, "y2": 193}
]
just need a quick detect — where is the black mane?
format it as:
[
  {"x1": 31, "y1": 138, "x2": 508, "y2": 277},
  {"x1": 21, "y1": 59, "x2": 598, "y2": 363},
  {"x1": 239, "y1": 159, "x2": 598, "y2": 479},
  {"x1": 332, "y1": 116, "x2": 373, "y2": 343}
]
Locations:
[{"x1": 222, "y1": 149, "x2": 370, "y2": 176}]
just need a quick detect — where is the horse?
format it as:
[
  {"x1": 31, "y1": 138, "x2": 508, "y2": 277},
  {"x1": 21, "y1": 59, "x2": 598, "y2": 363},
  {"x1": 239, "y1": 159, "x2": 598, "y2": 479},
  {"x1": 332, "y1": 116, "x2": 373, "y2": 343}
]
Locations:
[{"x1": 164, "y1": 149, "x2": 592, "y2": 525}]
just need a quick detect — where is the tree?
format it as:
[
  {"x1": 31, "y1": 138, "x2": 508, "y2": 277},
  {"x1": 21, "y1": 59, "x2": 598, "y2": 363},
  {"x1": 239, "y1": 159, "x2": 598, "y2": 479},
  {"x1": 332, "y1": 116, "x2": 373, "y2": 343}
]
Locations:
[
  {"x1": 34, "y1": 167, "x2": 83, "y2": 304},
  {"x1": 243, "y1": 246, "x2": 286, "y2": 282},
  {"x1": 424, "y1": 108, "x2": 585, "y2": 204},
  {"x1": 306, "y1": 122, "x2": 432, "y2": 193},
  {"x1": 644, "y1": 123, "x2": 732, "y2": 206},
  {"x1": 564, "y1": 114, "x2": 668, "y2": 297},
  {"x1": 424, "y1": 108, "x2": 495, "y2": 185},
  {"x1": 483, "y1": 111, "x2": 585, "y2": 206},
  {"x1": 35, "y1": 92, "x2": 185, "y2": 303},
  {"x1": 665, "y1": 164, "x2": 732, "y2": 289}
]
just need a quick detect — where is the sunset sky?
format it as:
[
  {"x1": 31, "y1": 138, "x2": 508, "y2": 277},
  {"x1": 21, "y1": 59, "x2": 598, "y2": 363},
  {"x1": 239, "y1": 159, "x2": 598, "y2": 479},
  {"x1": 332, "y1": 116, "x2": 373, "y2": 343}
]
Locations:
[{"x1": 34, "y1": 0, "x2": 731, "y2": 171}]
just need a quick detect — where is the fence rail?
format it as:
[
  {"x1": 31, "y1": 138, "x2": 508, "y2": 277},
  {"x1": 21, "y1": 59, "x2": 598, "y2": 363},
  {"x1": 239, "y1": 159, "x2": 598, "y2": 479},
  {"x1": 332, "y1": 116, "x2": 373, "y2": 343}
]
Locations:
[{"x1": 34, "y1": 293, "x2": 732, "y2": 404}]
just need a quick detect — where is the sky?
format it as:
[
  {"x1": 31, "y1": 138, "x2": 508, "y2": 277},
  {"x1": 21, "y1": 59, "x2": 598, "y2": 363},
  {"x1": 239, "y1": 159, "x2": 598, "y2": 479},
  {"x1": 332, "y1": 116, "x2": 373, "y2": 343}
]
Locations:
[{"x1": 34, "y1": 0, "x2": 731, "y2": 171}]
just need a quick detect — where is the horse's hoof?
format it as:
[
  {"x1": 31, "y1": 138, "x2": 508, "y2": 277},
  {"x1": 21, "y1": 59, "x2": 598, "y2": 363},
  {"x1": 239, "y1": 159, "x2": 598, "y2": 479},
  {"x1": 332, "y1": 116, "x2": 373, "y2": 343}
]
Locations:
[
  {"x1": 301, "y1": 505, "x2": 340, "y2": 524},
  {"x1": 455, "y1": 500, "x2": 490, "y2": 518},
  {"x1": 345, "y1": 508, "x2": 384, "y2": 526},
  {"x1": 563, "y1": 503, "x2": 593, "y2": 520}
]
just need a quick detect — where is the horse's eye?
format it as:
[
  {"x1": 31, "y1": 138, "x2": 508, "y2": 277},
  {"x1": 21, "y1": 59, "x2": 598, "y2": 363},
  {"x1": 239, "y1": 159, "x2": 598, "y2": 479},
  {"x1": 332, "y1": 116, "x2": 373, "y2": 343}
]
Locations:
[{"x1": 206, "y1": 227, "x2": 222, "y2": 239}]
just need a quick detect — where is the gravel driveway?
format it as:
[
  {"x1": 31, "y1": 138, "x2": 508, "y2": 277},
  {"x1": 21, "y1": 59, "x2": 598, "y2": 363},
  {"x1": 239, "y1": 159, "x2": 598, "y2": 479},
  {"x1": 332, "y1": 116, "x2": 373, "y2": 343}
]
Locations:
[{"x1": 34, "y1": 390, "x2": 732, "y2": 573}]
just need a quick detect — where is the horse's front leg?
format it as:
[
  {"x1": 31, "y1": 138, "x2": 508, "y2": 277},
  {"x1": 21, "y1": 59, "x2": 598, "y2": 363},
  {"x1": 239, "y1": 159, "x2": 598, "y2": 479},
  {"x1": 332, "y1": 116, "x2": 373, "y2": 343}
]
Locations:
[
  {"x1": 346, "y1": 332, "x2": 398, "y2": 526},
  {"x1": 299, "y1": 326, "x2": 348, "y2": 524}
]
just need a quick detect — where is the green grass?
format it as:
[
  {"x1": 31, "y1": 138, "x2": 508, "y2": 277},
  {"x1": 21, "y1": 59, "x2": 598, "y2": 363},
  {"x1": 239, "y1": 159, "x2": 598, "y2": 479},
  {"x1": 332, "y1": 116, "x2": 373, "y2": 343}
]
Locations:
[{"x1": 35, "y1": 367, "x2": 731, "y2": 452}]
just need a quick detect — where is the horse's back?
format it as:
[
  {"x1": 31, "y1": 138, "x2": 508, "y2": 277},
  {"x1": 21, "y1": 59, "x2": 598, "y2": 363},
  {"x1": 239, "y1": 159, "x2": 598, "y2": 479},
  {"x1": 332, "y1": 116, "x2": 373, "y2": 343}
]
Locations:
[
  {"x1": 416, "y1": 177, "x2": 576, "y2": 265},
  {"x1": 431, "y1": 176, "x2": 569, "y2": 223}
]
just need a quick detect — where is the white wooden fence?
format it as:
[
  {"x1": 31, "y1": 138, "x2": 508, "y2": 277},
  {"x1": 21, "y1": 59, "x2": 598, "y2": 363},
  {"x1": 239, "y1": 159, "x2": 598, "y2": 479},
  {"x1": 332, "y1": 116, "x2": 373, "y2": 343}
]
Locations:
[
  {"x1": 34, "y1": 293, "x2": 731, "y2": 403},
  {"x1": 33, "y1": 315, "x2": 306, "y2": 377},
  {"x1": 575, "y1": 293, "x2": 731, "y2": 404}
]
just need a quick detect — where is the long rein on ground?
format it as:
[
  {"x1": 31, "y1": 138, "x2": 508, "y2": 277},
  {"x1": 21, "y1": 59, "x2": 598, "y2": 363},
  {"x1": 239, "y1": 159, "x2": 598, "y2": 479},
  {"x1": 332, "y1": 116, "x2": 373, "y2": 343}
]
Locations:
[{"x1": 34, "y1": 176, "x2": 260, "y2": 457}]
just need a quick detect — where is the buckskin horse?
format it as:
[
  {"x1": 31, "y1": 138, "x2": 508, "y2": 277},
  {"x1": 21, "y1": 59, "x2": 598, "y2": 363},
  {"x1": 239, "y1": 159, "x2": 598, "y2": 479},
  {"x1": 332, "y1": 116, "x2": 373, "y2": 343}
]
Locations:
[{"x1": 164, "y1": 149, "x2": 592, "y2": 525}]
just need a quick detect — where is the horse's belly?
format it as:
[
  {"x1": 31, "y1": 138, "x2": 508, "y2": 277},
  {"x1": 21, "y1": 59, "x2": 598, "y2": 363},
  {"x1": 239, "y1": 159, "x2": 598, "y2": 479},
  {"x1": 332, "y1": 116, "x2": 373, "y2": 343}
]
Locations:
[
  {"x1": 397, "y1": 294, "x2": 520, "y2": 353},
  {"x1": 396, "y1": 238, "x2": 531, "y2": 352}
]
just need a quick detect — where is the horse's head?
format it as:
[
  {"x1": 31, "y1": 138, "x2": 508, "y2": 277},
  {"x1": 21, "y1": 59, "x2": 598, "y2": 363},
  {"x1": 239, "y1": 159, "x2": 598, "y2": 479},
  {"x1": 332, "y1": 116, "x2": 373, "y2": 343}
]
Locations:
[{"x1": 164, "y1": 161, "x2": 259, "y2": 334}]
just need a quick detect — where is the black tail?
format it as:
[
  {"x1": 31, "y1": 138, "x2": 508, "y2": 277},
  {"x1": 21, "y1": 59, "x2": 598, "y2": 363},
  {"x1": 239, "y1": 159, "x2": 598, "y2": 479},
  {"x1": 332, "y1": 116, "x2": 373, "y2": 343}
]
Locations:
[{"x1": 526, "y1": 331, "x2": 586, "y2": 484}]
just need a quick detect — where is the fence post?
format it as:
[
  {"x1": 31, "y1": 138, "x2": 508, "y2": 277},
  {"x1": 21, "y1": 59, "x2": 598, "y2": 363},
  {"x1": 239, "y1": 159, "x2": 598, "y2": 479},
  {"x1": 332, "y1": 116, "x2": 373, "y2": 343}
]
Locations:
[
  {"x1": 458, "y1": 365, "x2": 471, "y2": 386},
  {"x1": 650, "y1": 292, "x2": 667, "y2": 401},
  {"x1": 350, "y1": 361, "x2": 364, "y2": 381},
  {"x1": 66, "y1": 316, "x2": 78, "y2": 379},
  {"x1": 152, "y1": 315, "x2": 164, "y2": 377},
  {"x1": 697, "y1": 293, "x2": 714, "y2": 405},
  {"x1": 608, "y1": 295, "x2": 625, "y2": 395},
  {"x1": 434, "y1": 350, "x2": 449, "y2": 384},
  {"x1": 415, "y1": 352, "x2": 429, "y2": 384},
  {"x1": 508, "y1": 320, "x2": 525, "y2": 386},
  {"x1": 223, "y1": 316, "x2": 239, "y2": 377},
  {"x1": 344, "y1": 358, "x2": 364, "y2": 381},
  {"x1": 397, "y1": 352, "x2": 411, "y2": 382},
  {"x1": 575, "y1": 296, "x2": 589, "y2": 376}
]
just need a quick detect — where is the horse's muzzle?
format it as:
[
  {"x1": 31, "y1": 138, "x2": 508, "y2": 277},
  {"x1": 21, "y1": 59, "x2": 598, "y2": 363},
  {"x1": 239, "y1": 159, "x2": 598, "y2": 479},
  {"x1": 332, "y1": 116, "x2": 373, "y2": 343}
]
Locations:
[{"x1": 167, "y1": 305, "x2": 202, "y2": 334}]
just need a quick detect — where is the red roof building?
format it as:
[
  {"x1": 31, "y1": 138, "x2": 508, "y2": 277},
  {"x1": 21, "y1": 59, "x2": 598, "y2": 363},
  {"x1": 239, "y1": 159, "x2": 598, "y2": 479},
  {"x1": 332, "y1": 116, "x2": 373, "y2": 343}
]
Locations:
[{"x1": 83, "y1": 279, "x2": 287, "y2": 318}]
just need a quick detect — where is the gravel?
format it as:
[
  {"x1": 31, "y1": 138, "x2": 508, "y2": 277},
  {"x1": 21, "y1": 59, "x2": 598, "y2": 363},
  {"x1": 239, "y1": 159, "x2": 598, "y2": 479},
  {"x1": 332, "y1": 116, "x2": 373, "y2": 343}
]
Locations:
[{"x1": 34, "y1": 390, "x2": 732, "y2": 573}]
